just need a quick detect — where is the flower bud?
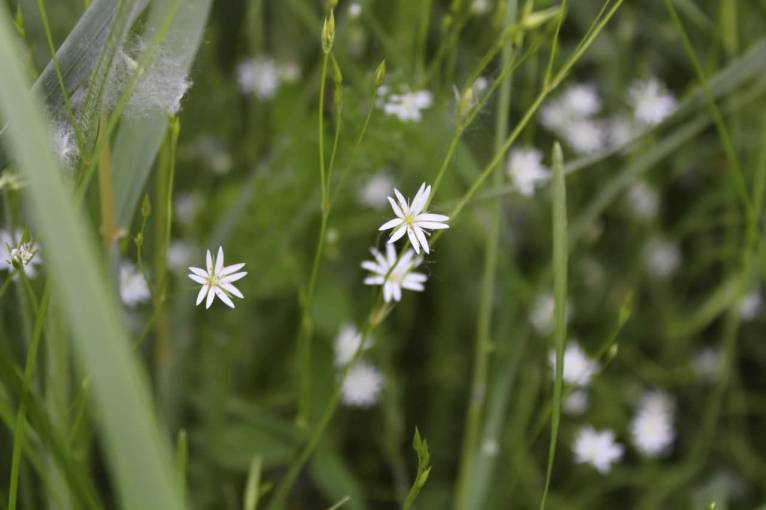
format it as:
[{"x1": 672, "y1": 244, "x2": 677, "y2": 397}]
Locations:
[
  {"x1": 374, "y1": 59, "x2": 386, "y2": 87},
  {"x1": 322, "y1": 11, "x2": 335, "y2": 54}
]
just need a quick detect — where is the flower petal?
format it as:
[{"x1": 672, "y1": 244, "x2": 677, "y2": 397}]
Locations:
[
  {"x1": 416, "y1": 213, "x2": 449, "y2": 223},
  {"x1": 393, "y1": 188, "x2": 409, "y2": 214},
  {"x1": 221, "y1": 282, "x2": 243, "y2": 299},
  {"x1": 411, "y1": 183, "x2": 430, "y2": 214},
  {"x1": 205, "y1": 249, "x2": 213, "y2": 272},
  {"x1": 215, "y1": 287, "x2": 235, "y2": 308},
  {"x1": 379, "y1": 218, "x2": 404, "y2": 231},
  {"x1": 406, "y1": 226, "x2": 421, "y2": 254},
  {"x1": 386, "y1": 196, "x2": 404, "y2": 218},
  {"x1": 220, "y1": 262, "x2": 245, "y2": 276},
  {"x1": 223, "y1": 271, "x2": 247, "y2": 283},
  {"x1": 205, "y1": 286, "x2": 216, "y2": 308},
  {"x1": 189, "y1": 266, "x2": 208, "y2": 277},
  {"x1": 387, "y1": 224, "x2": 408, "y2": 244},
  {"x1": 416, "y1": 221, "x2": 450, "y2": 230},
  {"x1": 215, "y1": 247, "x2": 225, "y2": 275},
  {"x1": 196, "y1": 284, "x2": 209, "y2": 305},
  {"x1": 413, "y1": 226, "x2": 430, "y2": 254},
  {"x1": 188, "y1": 274, "x2": 207, "y2": 285}
]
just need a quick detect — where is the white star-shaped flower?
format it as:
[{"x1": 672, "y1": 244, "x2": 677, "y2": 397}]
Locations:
[
  {"x1": 378, "y1": 182, "x2": 449, "y2": 254},
  {"x1": 573, "y1": 426, "x2": 624, "y2": 474},
  {"x1": 188, "y1": 247, "x2": 247, "y2": 309},
  {"x1": 507, "y1": 147, "x2": 550, "y2": 196},
  {"x1": 361, "y1": 244, "x2": 428, "y2": 303}
]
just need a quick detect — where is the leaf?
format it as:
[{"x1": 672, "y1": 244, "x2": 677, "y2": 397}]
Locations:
[
  {"x1": 403, "y1": 427, "x2": 432, "y2": 510},
  {"x1": 0, "y1": 9, "x2": 182, "y2": 510}
]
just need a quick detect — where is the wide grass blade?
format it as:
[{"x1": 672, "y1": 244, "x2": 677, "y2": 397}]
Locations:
[{"x1": 0, "y1": 8, "x2": 182, "y2": 510}]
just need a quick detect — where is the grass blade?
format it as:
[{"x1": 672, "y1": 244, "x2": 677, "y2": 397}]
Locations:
[{"x1": 0, "y1": 8, "x2": 182, "y2": 510}]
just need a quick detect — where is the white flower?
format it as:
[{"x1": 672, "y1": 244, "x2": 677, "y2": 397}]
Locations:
[
  {"x1": 359, "y1": 172, "x2": 395, "y2": 208},
  {"x1": 507, "y1": 147, "x2": 550, "y2": 196},
  {"x1": 573, "y1": 426, "x2": 624, "y2": 474},
  {"x1": 379, "y1": 182, "x2": 450, "y2": 254},
  {"x1": 549, "y1": 341, "x2": 599, "y2": 387},
  {"x1": 539, "y1": 97, "x2": 570, "y2": 132},
  {"x1": 562, "y1": 119, "x2": 606, "y2": 155},
  {"x1": 628, "y1": 78, "x2": 676, "y2": 126},
  {"x1": 564, "y1": 390, "x2": 589, "y2": 416},
  {"x1": 738, "y1": 288, "x2": 761, "y2": 320},
  {"x1": 630, "y1": 391, "x2": 675, "y2": 457},
  {"x1": 481, "y1": 438, "x2": 500, "y2": 457},
  {"x1": 561, "y1": 83, "x2": 602, "y2": 118},
  {"x1": 606, "y1": 115, "x2": 638, "y2": 148},
  {"x1": 334, "y1": 323, "x2": 372, "y2": 367},
  {"x1": 626, "y1": 181, "x2": 660, "y2": 221},
  {"x1": 0, "y1": 230, "x2": 42, "y2": 278},
  {"x1": 119, "y1": 262, "x2": 150, "y2": 307},
  {"x1": 362, "y1": 244, "x2": 428, "y2": 303},
  {"x1": 167, "y1": 240, "x2": 195, "y2": 272},
  {"x1": 188, "y1": 247, "x2": 247, "y2": 309},
  {"x1": 643, "y1": 237, "x2": 681, "y2": 278},
  {"x1": 237, "y1": 57, "x2": 280, "y2": 99},
  {"x1": 529, "y1": 292, "x2": 571, "y2": 336},
  {"x1": 470, "y1": 0, "x2": 492, "y2": 15},
  {"x1": 341, "y1": 361, "x2": 383, "y2": 407},
  {"x1": 692, "y1": 347, "x2": 720, "y2": 383},
  {"x1": 276, "y1": 61, "x2": 301, "y2": 83},
  {"x1": 383, "y1": 90, "x2": 433, "y2": 122},
  {"x1": 347, "y1": 2, "x2": 362, "y2": 18}
]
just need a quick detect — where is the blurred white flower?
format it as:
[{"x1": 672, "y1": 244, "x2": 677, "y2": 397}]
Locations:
[
  {"x1": 237, "y1": 57, "x2": 280, "y2": 99},
  {"x1": 341, "y1": 361, "x2": 383, "y2": 407},
  {"x1": 347, "y1": 2, "x2": 362, "y2": 18},
  {"x1": 0, "y1": 230, "x2": 42, "y2": 278},
  {"x1": 481, "y1": 438, "x2": 500, "y2": 457},
  {"x1": 383, "y1": 90, "x2": 433, "y2": 122},
  {"x1": 50, "y1": 122, "x2": 79, "y2": 168},
  {"x1": 334, "y1": 323, "x2": 372, "y2": 367},
  {"x1": 562, "y1": 83, "x2": 602, "y2": 117},
  {"x1": 473, "y1": 76, "x2": 489, "y2": 95},
  {"x1": 188, "y1": 247, "x2": 247, "y2": 309},
  {"x1": 692, "y1": 347, "x2": 721, "y2": 383},
  {"x1": 359, "y1": 172, "x2": 395, "y2": 208},
  {"x1": 539, "y1": 97, "x2": 570, "y2": 132},
  {"x1": 564, "y1": 389, "x2": 589, "y2": 415},
  {"x1": 470, "y1": 0, "x2": 492, "y2": 15},
  {"x1": 379, "y1": 182, "x2": 450, "y2": 254},
  {"x1": 628, "y1": 77, "x2": 676, "y2": 126},
  {"x1": 120, "y1": 262, "x2": 150, "y2": 307},
  {"x1": 606, "y1": 115, "x2": 638, "y2": 148},
  {"x1": 507, "y1": 147, "x2": 550, "y2": 196},
  {"x1": 277, "y1": 61, "x2": 301, "y2": 83},
  {"x1": 626, "y1": 181, "x2": 660, "y2": 221},
  {"x1": 630, "y1": 391, "x2": 675, "y2": 457},
  {"x1": 549, "y1": 341, "x2": 599, "y2": 387},
  {"x1": 738, "y1": 288, "x2": 762, "y2": 321},
  {"x1": 167, "y1": 240, "x2": 195, "y2": 272},
  {"x1": 643, "y1": 237, "x2": 681, "y2": 278},
  {"x1": 562, "y1": 119, "x2": 606, "y2": 155},
  {"x1": 174, "y1": 192, "x2": 202, "y2": 225},
  {"x1": 573, "y1": 426, "x2": 624, "y2": 474},
  {"x1": 362, "y1": 244, "x2": 427, "y2": 303},
  {"x1": 529, "y1": 292, "x2": 571, "y2": 336}
]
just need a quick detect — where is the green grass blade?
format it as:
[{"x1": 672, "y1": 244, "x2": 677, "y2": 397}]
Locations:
[
  {"x1": 0, "y1": 8, "x2": 182, "y2": 510},
  {"x1": 111, "y1": 0, "x2": 213, "y2": 229},
  {"x1": 244, "y1": 456, "x2": 262, "y2": 510},
  {"x1": 539, "y1": 142, "x2": 567, "y2": 510}
]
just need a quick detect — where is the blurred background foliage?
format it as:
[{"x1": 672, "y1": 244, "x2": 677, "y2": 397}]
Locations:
[{"x1": 2, "y1": 0, "x2": 766, "y2": 508}]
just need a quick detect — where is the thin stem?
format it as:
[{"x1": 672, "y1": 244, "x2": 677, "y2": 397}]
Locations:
[{"x1": 297, "y1": 50, "x2": 332, "y2": 424}]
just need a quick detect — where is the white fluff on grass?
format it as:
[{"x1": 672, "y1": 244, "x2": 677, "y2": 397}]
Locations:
[
  {"x1": 341, "y1": 362, "x2": 383, "y2": 408},
  {"x1": 573, "y1": 426, "x2": 624, "y2": 474},
  {"x1": 119, "y1": 262, "x2": 150, "y2": 307},
  {"x1": 630, "y1": 390, "x2": 675, "y2": 457},
  {"x1": 49, "y1": 122, "x2": 79, "y2": 168}
]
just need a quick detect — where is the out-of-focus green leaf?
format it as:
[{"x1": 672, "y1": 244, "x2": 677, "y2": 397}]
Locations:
[{"x1": 0, "y1": 8, "x2": 182, "y2": 510}]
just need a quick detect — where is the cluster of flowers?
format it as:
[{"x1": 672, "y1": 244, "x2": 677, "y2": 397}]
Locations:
[
  {"x1": 506, "y1": 78, "x2": 677, "y2": 198},
  {"x1": 524, "y1": 290, "x2": 761, "y2": 474}
]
